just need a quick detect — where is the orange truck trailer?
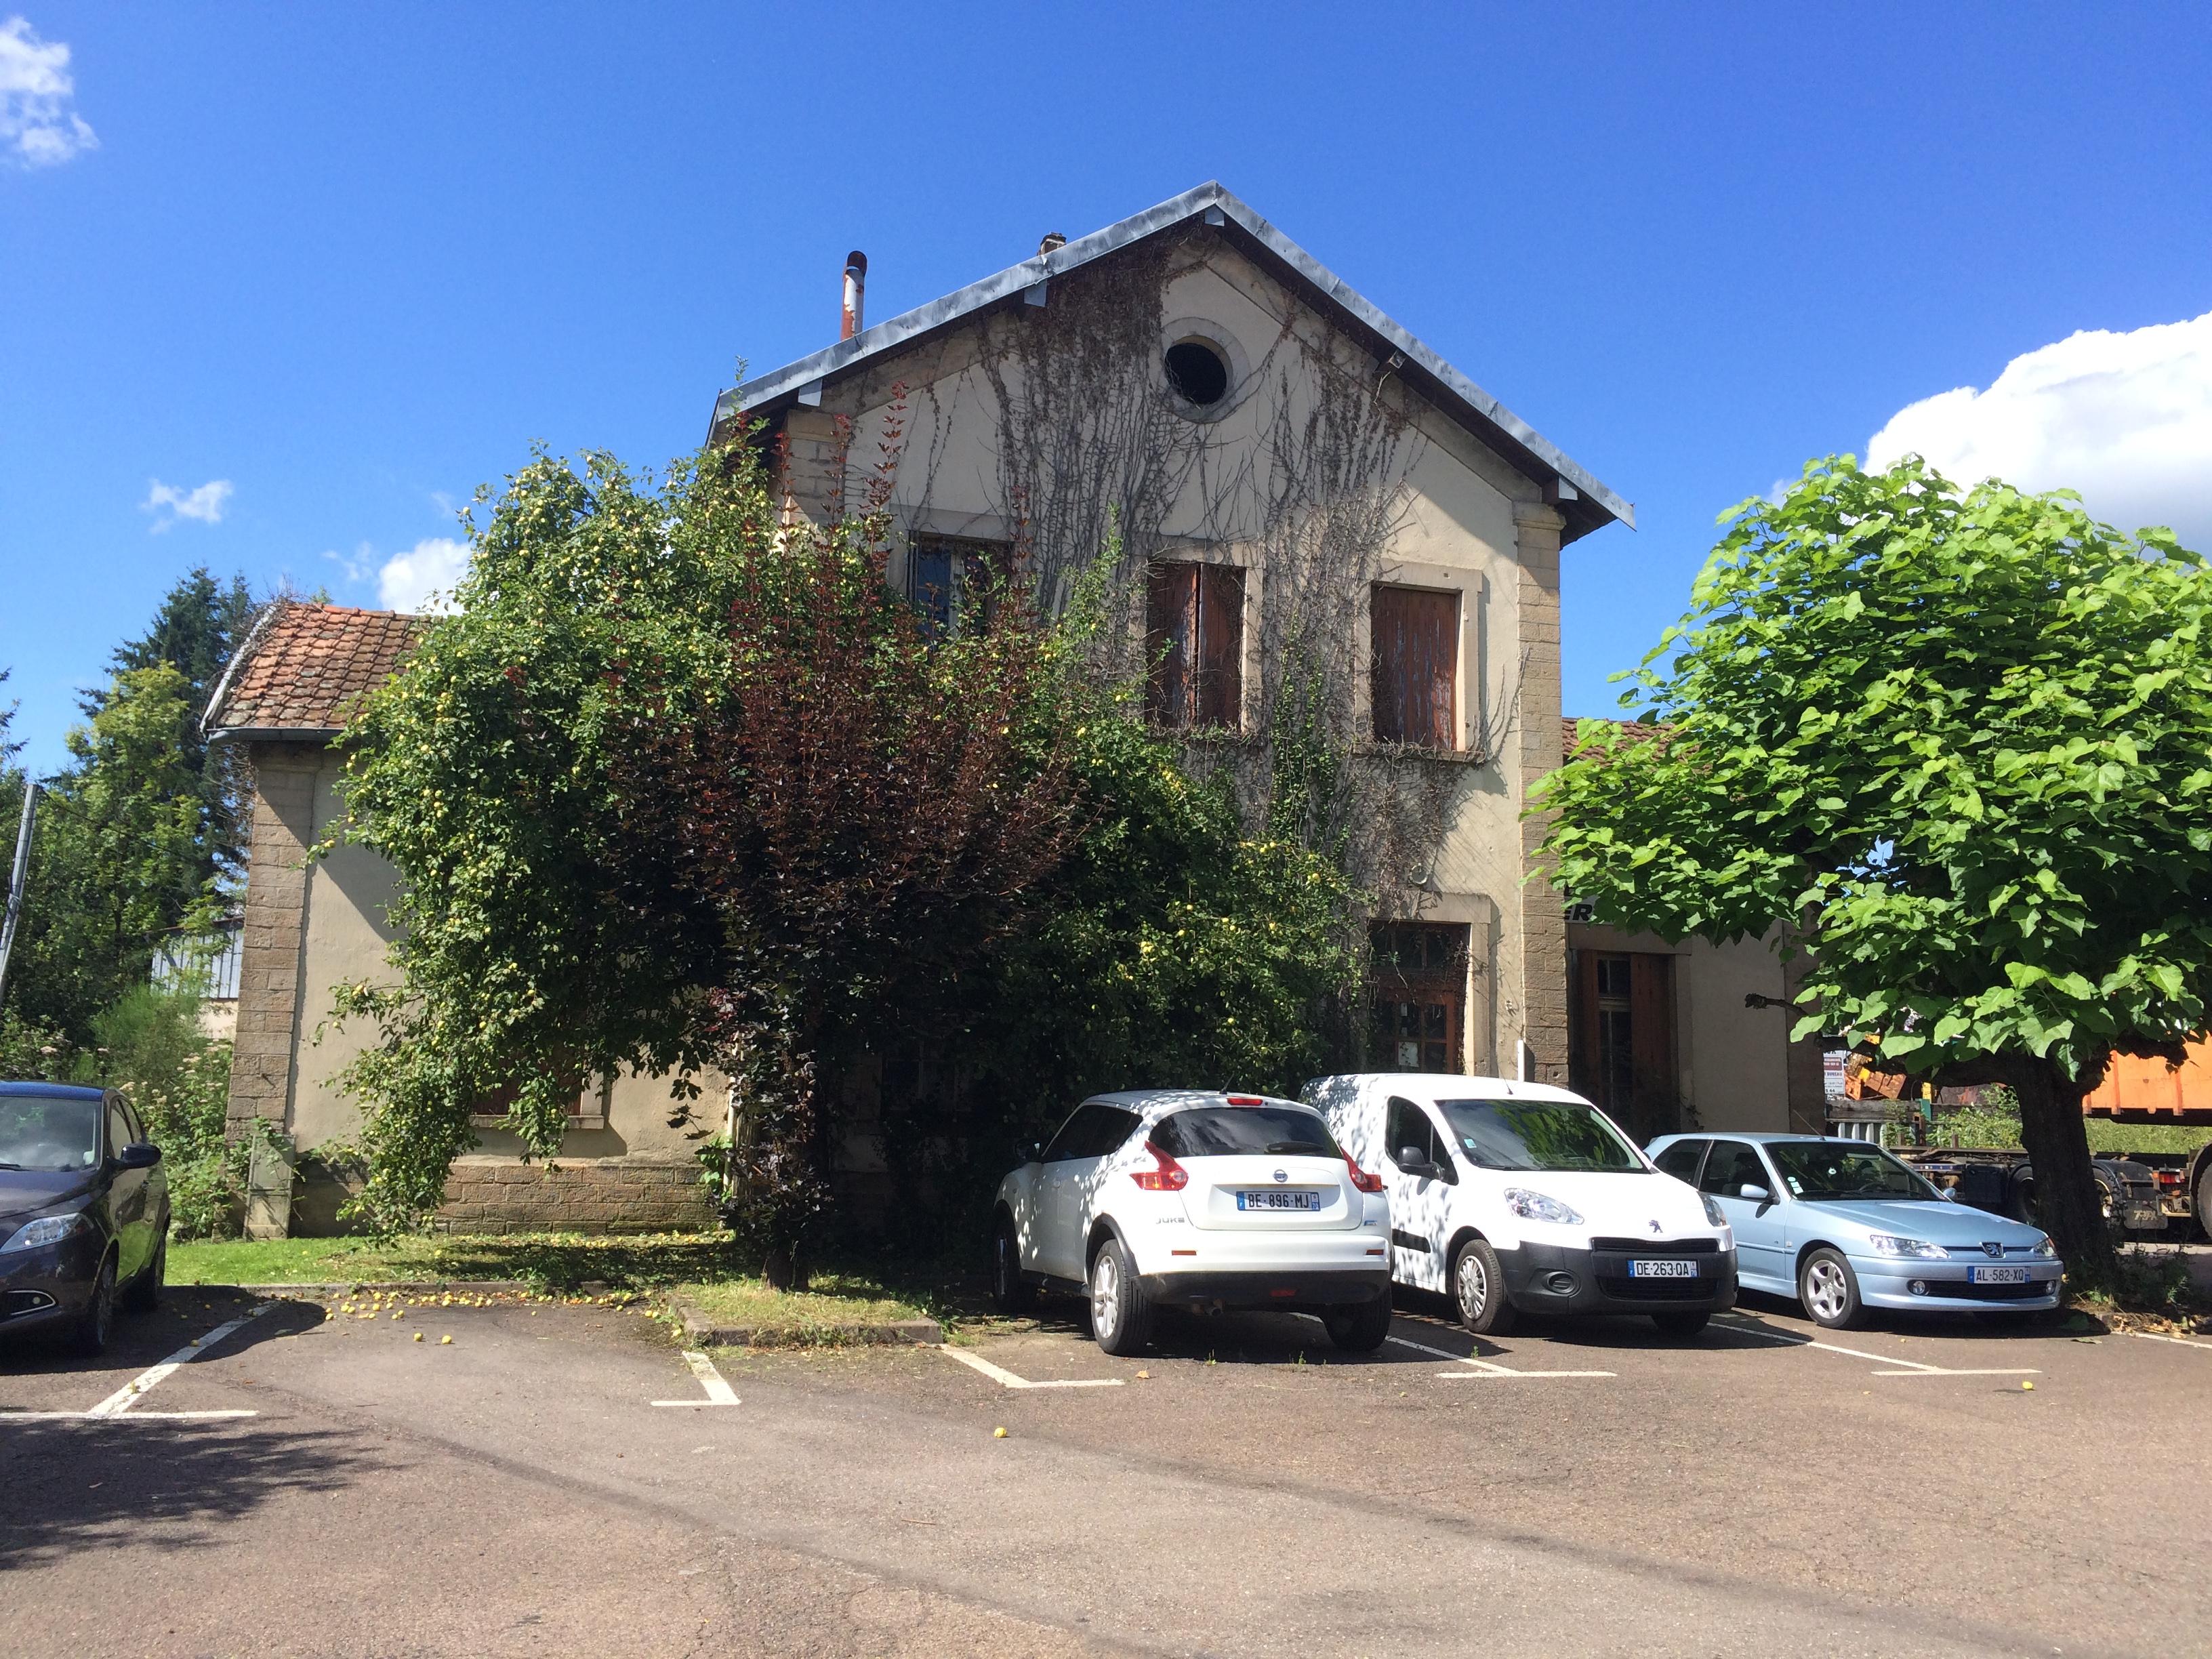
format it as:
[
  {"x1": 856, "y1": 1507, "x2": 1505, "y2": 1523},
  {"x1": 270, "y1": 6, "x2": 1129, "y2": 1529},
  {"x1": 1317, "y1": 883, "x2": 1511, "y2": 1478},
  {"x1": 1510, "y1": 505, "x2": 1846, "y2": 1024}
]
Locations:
[{"x1": 2081, "y1": 1042, "x2": 2212, "y2": 1239}]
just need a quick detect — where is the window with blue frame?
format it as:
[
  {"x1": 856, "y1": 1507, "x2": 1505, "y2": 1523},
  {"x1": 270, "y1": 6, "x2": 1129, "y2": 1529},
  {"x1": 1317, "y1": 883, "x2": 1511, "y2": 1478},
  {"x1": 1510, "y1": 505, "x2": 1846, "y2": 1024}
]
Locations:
[{"x1": 908, "y1": 538, "x2": 1007, "y2": 640}]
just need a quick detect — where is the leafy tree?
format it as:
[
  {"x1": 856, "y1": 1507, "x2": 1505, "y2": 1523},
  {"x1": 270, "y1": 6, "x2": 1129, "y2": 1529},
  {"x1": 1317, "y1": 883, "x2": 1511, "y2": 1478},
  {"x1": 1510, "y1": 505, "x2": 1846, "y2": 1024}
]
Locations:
[
  {"x1": 87, "y1": 567, "x2": 262, "y2": 882},
  {"x1": 1536, "y1": 456, "x2": 2212, "y2": 1290},
  {"x1": 7, "y1": 667, "x2": 214, "y2": 1042},
  {"x1": 333, "y1": 438, "x2": 1357, "y2": 1261},
  {"x1": 614, "y1": 485, "x2": 1085, "y2": 1282},
  {"x1": 332, "y1": 449, "x2": 742, "y2": 1229}
]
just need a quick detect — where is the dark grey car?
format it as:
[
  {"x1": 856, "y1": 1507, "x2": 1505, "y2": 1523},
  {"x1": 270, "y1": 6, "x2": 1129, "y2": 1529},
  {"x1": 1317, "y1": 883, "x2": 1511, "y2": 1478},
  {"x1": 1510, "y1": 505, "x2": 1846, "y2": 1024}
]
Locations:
[{"x1": 0, "y1": 1082, "x2": 171, "y2": 1355}]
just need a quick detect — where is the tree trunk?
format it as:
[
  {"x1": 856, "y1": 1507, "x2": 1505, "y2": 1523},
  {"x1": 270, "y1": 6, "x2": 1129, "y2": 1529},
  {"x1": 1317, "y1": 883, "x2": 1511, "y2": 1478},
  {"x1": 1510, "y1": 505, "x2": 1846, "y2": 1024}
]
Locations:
[
  {"x1": 2009, "y1": 1056, "x2": 2116, "y2": 1294},
  {"x1": 762, "y1": 1247, "x2": 808, "y2": 1293}
]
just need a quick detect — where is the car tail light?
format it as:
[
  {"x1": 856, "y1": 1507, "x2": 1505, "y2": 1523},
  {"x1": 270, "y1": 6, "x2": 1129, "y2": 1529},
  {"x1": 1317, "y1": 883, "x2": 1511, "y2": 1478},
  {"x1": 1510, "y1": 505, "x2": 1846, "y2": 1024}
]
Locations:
[
  {"x1": 1343, "y1": 1152, "x2": 1384, "y2": 1194},
  {"x1": 1131, "y1": 1142, "x2": 1189, "y2": 1191}
]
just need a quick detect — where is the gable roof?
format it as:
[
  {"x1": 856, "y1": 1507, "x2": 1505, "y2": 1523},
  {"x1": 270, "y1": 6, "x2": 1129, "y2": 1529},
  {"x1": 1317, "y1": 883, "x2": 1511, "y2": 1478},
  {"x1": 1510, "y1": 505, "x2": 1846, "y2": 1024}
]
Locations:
[
  {"x1": 710, "y1": 182, "x2": 1633, "y2": 544},
  {"x1": 203, "y1": 600, "x2": 425, "y2": 741}
]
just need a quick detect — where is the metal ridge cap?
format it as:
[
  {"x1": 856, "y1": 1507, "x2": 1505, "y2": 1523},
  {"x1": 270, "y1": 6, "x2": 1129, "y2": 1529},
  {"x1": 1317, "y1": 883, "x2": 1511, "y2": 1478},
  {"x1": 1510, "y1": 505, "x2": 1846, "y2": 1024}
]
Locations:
[
  {"x1": 197, "y1": 596, "x2": 289, "y2": 741},
  {"x1": 710, "y1": 178, "x2": 1632, "y2": 532},
  {"x1": 712, "y1": 182, "x2": 1234, "y2": 426}
]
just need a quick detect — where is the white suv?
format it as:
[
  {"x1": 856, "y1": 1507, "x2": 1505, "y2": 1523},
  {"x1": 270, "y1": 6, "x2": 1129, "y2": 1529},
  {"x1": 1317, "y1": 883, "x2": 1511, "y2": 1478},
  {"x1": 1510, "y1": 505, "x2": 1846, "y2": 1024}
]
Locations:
[
  {"x1": 1305, "y1": 1073, "x2": 1736, "y2": 1338},
  {"x1": 990, "y1": 1090, "x2": 1394, "y2": 1355}
]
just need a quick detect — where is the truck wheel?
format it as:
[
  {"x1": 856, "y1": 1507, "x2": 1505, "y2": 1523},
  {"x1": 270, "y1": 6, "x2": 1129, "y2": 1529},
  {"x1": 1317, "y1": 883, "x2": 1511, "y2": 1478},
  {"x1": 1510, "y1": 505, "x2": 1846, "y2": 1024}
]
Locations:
[
  {"x1": 989, "y1": 1216, "x2": 1035, "y2": 1315},
  {"x1": 1322, "y1": 1296, "x2": 1393, "y2": 1353},
  {"x1": 1087, "y1": 1237, "x2": 1153, "y2": 1357},
  {"x1": 2009, "y1": 1178, "x2": 2040, "y2": 1227},
  {"x1": 2093, "y1": 1174, "x2": 2119, "y2": 1228},
  {"x1": 1451, "y1": 1238, "x2": 1517, "y2": 1337},
  {"x1": 2197, "y1": 1164, "x2": 2212, "y2": 1245},
  {"x1": 1798, "y1": 1247, "x2": 1864, "y2": 1330}
]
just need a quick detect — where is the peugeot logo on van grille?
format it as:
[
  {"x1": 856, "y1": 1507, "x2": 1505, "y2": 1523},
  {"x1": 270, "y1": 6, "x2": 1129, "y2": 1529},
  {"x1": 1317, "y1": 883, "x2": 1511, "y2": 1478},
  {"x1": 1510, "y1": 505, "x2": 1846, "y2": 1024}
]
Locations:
[
  {"x1": 1273, "y1": 1168, "x2": 1288, "y2": 1183},
  {"x1": 1647, "y1": 1219, "x2": 1662, "y2": 1235}
]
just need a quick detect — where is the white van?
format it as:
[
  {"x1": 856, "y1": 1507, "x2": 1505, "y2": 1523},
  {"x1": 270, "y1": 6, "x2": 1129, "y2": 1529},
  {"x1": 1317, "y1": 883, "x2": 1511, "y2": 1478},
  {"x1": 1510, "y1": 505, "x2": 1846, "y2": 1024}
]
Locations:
[{"x1": 1304, "y1": 1073, "x2": 1736, "y2": 1337}]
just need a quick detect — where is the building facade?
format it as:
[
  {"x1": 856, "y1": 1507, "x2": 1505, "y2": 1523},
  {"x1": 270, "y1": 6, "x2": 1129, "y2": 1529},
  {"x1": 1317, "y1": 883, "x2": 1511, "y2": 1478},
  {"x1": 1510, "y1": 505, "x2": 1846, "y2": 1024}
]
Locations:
[{"x1": 208, "y1": 183, "x2": 1634, "y2": 1233}]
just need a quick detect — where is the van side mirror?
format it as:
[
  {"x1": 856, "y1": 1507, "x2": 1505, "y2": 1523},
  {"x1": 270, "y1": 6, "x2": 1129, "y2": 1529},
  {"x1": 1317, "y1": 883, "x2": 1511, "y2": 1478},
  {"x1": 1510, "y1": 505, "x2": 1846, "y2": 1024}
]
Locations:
[
  {"x1": 1738, "y1": 1183, "x2": 1769, "y2": 1202},
  {"x1": 1397, "y1": 1145, "x2": 1433, "y2": 1175},
  {"x1": 115, "y1": 1142, "x2": 163, "y2": 1170},
  {"x1": 1021, "y1": 1141, "x2": 1044, "y2": 1165}
]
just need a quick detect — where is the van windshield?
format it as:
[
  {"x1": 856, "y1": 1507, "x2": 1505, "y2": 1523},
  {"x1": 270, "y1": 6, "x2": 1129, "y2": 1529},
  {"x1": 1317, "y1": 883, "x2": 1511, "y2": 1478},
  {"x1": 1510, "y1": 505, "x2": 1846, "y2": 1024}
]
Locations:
[{"x1": 1434, "y1": 1099, "x2": 1644, "y2": 1172}]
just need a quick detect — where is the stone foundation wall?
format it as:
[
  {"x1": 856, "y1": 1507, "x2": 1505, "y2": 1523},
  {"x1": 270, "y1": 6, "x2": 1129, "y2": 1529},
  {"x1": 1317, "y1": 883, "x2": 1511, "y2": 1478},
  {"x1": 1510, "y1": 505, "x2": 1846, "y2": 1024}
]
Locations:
[
  {"x1": 287, "y1": 1156, "x2": 716, "y2": 1237},
  {"x1": 433, "y1": 1158, "x2": 717, "y2": 1235}
]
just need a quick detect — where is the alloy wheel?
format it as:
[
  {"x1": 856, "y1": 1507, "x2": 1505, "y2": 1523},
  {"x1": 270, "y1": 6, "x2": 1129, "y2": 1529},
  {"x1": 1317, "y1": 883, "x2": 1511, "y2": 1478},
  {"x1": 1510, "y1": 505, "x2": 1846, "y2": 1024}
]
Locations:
[
  {"x1": 1091, "y1": 1250, "x2": 1120, "y2": 1345},
  {"x1": 1804, "y1": 1258, "x2": 1848, "y2": 1322}
]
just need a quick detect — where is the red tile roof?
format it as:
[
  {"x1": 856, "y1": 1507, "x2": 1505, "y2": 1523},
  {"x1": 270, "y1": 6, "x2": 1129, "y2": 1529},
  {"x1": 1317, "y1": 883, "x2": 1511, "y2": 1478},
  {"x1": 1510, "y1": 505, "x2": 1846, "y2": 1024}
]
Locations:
[
  {"x1": 1561, "y1": 716, "x2": 1668, "y2": 762},
  {"x1": 205, "y1": 600, "x2": 425, "y2": 737}
]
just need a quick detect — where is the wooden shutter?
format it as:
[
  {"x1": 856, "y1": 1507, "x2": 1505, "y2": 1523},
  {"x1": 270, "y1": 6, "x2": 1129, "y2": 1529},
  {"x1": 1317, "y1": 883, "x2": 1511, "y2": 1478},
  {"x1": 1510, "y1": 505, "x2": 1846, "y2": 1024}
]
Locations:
[
  {"x1": 1145, "y1": 565, "x2": 1197, "y2": 726},
  {"x1": 1193, "y1": 564, "x2": 1244, "y2": 729},
  {"x1": 1371, "y1": 586, "x2": 1458, "y2": 747}
]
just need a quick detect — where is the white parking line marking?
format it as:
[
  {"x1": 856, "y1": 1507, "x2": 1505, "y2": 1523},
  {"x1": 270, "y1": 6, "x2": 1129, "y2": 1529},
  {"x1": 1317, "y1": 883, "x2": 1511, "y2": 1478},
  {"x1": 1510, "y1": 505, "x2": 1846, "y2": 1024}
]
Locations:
[
  {"x1": 935, "y1": 1345, "x2": 1124, "y2": 1390},
  {"x1": 87, "y1": 1304, "x2": 272, "y2": 1418},
  {"x1": 652, "y1": 1349, "x2": 740, "y2": 1407},
  {"x1": 2125, "y1": 1330, "x2": 2212, "y2": 1352},
  {"x1": 1433, "y1": 1369, "x2": 1618, "y2": 1380},
  {"x1": 1713, "y1": 1318, "x2": 2036, "y2": 1376},
  {"x1": 1385, "y1": 1334, "x2": 1614, "y2": 1379}
]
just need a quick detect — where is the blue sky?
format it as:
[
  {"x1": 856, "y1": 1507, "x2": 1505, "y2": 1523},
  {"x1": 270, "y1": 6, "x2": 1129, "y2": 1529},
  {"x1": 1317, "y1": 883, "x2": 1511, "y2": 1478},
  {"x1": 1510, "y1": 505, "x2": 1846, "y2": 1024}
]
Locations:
[{"x1": 4, "y1": 3, "x2": 2209, "y2": 775}]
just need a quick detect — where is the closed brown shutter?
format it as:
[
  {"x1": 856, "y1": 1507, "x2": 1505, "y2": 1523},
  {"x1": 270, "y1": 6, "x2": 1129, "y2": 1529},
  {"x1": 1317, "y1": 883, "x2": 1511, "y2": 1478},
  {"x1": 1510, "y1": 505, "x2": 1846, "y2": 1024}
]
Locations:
[
  {"x1": 1371, "y1": 586, "x2": 1458, "y2": 747},
  {"x1": 1147, "y1": 562, "x2": 1244, "y2": 730},
  {"x1": 1145, "y1": 565, "x2": 1197, "y2": 726},
  {"x1": 1194, "y1": 564, "x2": 1244, "y2": 729}
]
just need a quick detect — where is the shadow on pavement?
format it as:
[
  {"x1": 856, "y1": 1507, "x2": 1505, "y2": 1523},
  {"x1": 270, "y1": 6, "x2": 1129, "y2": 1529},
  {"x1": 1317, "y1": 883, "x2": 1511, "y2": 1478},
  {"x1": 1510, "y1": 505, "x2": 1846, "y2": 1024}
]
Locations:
[
  {"x1": 0, "y1": 1291, "x2": 327, "y2": 1378},
  {"x1": 0, "y1": 1418, "x2": 386, "y2": 1570}
]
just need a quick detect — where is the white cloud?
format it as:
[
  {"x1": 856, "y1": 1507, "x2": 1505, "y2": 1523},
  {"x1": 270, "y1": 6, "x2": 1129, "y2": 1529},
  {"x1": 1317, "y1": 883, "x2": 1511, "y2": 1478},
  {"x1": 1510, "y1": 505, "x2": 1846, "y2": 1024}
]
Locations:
[
  {"x1": 377, "y1": 537, "x2": 471, "y2": 613},
  {"x1": 1, "y1": 16, "x2": 98, "y2": 167},
  {"x1": 1866, "y1": 310, "x2": 2212, "y2": 552},
  {"x1": 142, "y1": 477, "x2": 233, "y2": 531}
]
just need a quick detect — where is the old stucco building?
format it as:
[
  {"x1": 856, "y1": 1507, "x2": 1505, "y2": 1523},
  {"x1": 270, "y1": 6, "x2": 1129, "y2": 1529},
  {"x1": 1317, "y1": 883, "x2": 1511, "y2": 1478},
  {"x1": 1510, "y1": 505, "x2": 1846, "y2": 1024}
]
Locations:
[{"x1": 210, "y1": 182, "x2": 1666, "y2": 1233}]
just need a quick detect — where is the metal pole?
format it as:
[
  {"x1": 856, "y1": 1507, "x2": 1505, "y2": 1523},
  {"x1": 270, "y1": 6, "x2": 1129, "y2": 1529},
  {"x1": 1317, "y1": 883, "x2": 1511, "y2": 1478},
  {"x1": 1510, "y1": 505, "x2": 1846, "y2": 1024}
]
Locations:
[{"x1": 0, "y1": 781, "x2": 39, "y2": 1012}]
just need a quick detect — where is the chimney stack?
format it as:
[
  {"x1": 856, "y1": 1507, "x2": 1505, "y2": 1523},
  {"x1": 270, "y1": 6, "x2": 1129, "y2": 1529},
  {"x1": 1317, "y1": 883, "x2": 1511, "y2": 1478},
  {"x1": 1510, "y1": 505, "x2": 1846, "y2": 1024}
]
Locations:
[{"x1": 840, "y1": 251, "x2": 867, "y2": 341}]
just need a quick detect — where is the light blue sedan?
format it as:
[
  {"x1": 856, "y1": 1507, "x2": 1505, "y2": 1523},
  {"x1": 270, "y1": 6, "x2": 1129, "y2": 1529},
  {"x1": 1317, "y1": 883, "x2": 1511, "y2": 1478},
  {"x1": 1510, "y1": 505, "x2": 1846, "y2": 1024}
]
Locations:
[{"x1": 1645, "y1": 1133, "x2": 2063, "y2": 1328}]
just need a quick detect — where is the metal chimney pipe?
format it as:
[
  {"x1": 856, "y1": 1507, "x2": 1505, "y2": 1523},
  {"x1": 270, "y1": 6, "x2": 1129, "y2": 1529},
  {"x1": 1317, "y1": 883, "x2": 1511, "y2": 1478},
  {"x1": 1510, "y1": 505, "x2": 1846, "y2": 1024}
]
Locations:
[{"x1": 840, "y1": 251, "x2": 867, "y2": 341}]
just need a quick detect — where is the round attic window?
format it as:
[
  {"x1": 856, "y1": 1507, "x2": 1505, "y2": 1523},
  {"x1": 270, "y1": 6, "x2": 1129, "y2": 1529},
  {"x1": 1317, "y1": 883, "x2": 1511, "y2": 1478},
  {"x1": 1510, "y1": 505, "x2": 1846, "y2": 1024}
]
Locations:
[{"x1": 1164, "y1": 339, "x2": 1231, "y2": 408}]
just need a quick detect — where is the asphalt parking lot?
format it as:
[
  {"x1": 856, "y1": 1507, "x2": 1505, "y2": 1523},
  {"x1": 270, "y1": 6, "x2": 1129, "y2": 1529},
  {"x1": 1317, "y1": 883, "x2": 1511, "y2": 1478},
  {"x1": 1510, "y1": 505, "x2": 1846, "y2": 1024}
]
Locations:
[{"x1": 4, "y1": 1282, "x2": 2207, "y2": 1658}]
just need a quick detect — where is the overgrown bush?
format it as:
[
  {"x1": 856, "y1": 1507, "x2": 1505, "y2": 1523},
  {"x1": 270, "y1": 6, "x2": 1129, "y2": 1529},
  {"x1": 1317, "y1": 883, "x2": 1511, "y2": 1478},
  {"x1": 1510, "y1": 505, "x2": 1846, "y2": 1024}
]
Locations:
[
  {"x1": 0, "y1": 1009, "x2": 77, "y2": 1081},
  {"x1": 89, "y1": 985, "x2": 245, "y2": 1240}
]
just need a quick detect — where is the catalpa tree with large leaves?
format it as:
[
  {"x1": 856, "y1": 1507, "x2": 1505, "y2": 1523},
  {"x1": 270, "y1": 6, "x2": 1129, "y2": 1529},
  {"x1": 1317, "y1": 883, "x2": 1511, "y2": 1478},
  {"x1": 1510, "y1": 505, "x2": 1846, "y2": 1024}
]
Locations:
[{"x1": 1536, "y1": 455, "x2": 2212, "y2": 1288}]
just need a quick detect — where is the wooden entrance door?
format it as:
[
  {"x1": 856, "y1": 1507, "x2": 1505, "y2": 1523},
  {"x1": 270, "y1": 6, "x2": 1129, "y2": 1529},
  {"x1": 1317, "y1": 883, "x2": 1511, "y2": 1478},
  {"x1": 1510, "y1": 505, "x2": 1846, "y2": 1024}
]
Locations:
[
  {"x1": 1568, "y1": 950, "x2": 1678, "y2": 1139},
  {"x1": 1369, "y1": 922, "x2": 1468, "y2": 1073}
]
